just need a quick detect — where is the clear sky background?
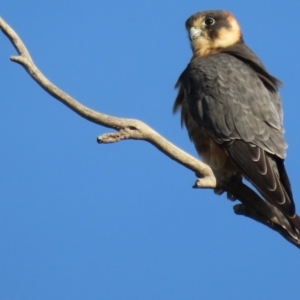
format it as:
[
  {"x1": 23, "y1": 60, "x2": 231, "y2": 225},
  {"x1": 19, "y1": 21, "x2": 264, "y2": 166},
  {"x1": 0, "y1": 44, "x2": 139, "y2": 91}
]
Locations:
[{"x1": 1, "y1": 1, "x2": 300, "y2": 299}]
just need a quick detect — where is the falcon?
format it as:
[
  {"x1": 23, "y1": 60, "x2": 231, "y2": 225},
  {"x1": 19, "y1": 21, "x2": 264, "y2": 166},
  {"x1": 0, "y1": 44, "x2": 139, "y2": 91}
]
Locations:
[{"x1": 174, "y1": 10, "x2": 300, "y2": 236}]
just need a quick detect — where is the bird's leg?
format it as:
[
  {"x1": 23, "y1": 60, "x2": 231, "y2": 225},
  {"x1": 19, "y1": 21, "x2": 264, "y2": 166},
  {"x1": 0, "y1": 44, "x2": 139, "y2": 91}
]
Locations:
[
  {"x1": 226, "y1": 173, "x2": 243, "y2": 201},
  {"x1": 214, "y1": 172, "x2": 242, "y2": 201}
]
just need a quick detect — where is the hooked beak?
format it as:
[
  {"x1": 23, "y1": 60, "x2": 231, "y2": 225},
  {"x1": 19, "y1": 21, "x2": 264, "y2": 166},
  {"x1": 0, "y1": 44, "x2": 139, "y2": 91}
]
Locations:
[{"x1": 189, "y1": 27, "x2": 202, "y2": 40}]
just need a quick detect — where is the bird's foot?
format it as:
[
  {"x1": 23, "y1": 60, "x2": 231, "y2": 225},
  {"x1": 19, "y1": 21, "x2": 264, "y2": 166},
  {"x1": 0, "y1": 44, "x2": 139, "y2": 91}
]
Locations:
[{"x1": 214, "y1": 188, "x2": 225, "y2": 195}]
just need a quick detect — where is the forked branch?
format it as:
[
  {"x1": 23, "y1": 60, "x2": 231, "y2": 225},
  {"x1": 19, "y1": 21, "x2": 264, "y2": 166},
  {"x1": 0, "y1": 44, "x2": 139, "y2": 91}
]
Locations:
[{"x1": 1, "y1": 17, "x2": 299, "y2": 248}]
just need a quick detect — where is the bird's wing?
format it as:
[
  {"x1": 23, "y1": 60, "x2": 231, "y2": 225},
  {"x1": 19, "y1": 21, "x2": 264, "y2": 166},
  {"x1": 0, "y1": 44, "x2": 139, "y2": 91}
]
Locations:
[
  {"x1": 221, "y1": 43, "x2": 284, "y2": 123},
  {"x1": 185, "y1": 53, "x2": 294, "y2": 216}
]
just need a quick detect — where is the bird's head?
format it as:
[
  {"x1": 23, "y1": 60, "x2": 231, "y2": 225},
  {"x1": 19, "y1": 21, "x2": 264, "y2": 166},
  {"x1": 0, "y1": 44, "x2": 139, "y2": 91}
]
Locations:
[{"x1": 185, "y1": 10, "x2": 243, "y2": 57}]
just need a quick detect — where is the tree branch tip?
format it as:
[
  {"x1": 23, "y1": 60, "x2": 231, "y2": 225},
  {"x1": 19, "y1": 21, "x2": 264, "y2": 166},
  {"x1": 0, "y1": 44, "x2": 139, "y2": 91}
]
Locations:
[
  {"x1": 193, "y1": 177, "x2": 217, "y2": 189},
  {"x1": 97, "y1": 131, "x2": 130, "y2": 144},
  {"x1": 10, "y1": 55, "x2": 21, "y2": 62}
]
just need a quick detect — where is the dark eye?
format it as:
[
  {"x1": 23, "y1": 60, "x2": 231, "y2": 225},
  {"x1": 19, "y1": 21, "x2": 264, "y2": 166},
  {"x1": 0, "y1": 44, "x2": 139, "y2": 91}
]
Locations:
[{"x1": 203, "y1": 17, "x2": 215, "y2": 26}]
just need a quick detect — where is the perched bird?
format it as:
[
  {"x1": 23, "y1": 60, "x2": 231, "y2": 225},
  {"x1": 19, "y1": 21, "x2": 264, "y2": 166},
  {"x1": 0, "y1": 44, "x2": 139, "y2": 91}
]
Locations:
[{"x1": 174, "y1": 10, "x2": 300, "y2": 236}]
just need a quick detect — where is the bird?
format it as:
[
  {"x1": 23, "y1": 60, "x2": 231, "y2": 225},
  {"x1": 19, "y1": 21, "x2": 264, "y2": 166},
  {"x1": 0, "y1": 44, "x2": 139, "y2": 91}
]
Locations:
[{"x1": 173, "y1": 10, "x2": 300, "y2": 237}]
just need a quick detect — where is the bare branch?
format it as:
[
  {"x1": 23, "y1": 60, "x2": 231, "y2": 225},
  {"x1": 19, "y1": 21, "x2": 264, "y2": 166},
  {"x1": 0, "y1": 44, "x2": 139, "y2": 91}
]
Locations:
[
  {"x1": 1, "y1": 16, "x2": 299, "y2": 248},
  {"x1": 0, "y1": 16, "x2": 216, "y2": 188}
]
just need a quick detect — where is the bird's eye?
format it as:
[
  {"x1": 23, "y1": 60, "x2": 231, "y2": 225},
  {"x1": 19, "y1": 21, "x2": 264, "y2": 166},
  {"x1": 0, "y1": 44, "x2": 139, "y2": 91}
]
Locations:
[{"x1": 203, "y1": 17, "x2": 215, "y2": 26}]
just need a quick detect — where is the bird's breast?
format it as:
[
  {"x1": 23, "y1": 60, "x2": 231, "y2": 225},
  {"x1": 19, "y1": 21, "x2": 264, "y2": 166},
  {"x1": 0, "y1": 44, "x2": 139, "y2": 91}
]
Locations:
[{"x1": 181, "y1": 99, "x2": 237, "y2": 175}]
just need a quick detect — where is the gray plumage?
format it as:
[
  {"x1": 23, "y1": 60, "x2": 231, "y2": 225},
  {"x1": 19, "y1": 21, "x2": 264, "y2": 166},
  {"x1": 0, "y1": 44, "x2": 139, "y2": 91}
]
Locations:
[
  {"x1": 177, "y1": 44, "x2": 295, "y2": 217},
  {"x1": 187, "y1": 52, "x2": 285, "y2": 156}
]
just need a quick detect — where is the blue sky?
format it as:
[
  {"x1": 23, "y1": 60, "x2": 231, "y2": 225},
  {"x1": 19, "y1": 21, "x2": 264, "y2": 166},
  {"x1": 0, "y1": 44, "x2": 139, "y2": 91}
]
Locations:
[{"x1": 1, "y1": 1, "x2": 300, "y2": 299}]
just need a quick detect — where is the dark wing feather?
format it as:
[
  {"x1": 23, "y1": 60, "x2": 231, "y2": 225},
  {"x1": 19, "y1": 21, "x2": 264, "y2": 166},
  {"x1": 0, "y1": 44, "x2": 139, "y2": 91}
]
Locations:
[
  {"x1": 221, "y1": 43, "x2": 284, "y2": 125},
  {"x1": 220, "y1": 42, "x2": 283, "y2": 92},
  {"x1": 225, "y1": 140, "x2": 294, "y2": 215},
  {"x1": 184, "y1": 52, "x2": 294, "y2": 216}
]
